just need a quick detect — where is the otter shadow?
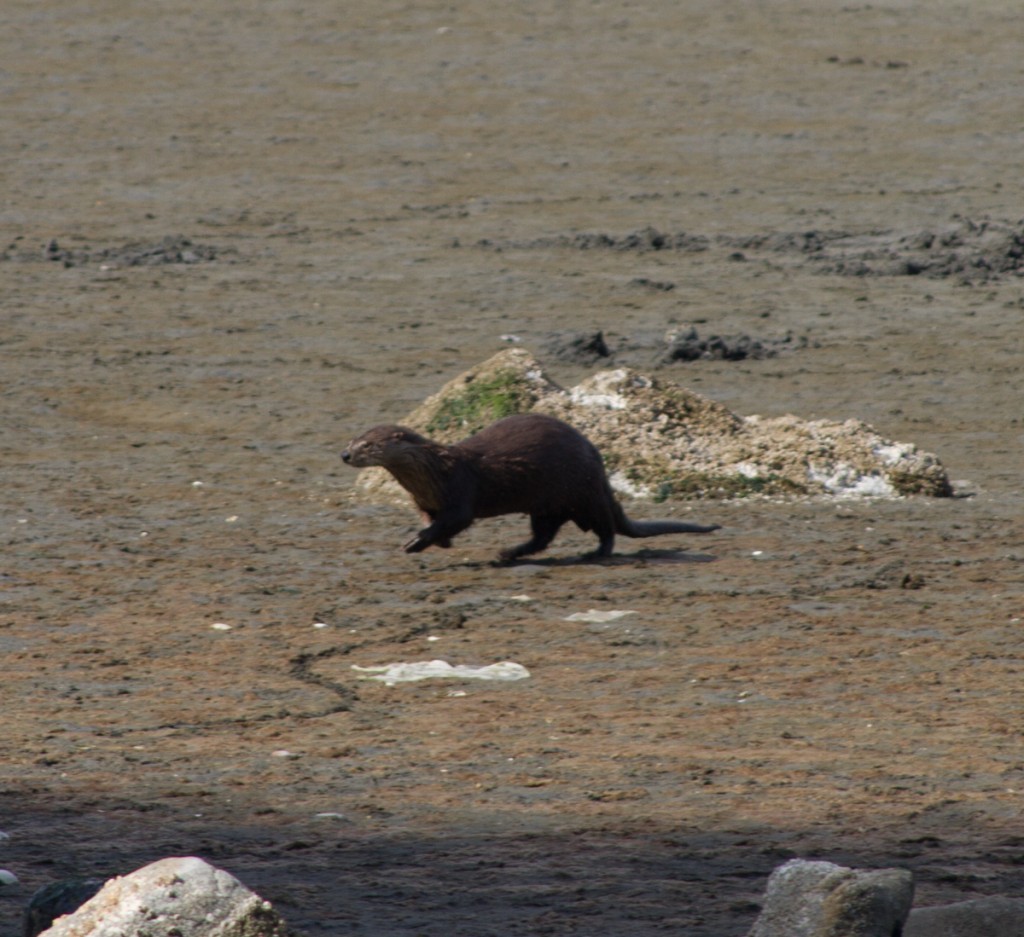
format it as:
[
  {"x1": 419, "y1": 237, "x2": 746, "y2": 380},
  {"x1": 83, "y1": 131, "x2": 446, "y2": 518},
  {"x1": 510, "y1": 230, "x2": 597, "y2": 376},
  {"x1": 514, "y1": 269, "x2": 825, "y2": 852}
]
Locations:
[
  {"x1": 453, "y1": 548, "x2": 720, "y2": 569},
  {"x1": 522, "y1": 547, "x2": 719, "y2": 567}
]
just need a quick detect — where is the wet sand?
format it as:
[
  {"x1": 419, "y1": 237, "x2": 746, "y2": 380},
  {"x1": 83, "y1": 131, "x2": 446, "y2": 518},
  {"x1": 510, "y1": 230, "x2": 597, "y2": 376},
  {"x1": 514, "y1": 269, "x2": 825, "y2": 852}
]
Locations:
[{"x1": 2, "y1": 1, "x2": 1023, "y2": 934}]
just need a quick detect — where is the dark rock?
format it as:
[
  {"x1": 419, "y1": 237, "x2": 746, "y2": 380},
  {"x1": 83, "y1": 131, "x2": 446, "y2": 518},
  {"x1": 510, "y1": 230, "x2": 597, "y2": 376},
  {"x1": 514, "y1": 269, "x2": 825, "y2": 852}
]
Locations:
[
  {"x1": 816, "y1": 217, "x2": 1024, "y2": 280},
  {"x1": 856, "y1": 561, "x2": 926, "y2": 590},
  {"x1": 542, "y1": 330, "x2": 612, "y2": 364},
  {"x1": 24, "y1": 878, "x2": 105, "y2": 937},
  {"x1": 29, "y1": 235, "x2": 223, "y2": 268},
  {"x1": 96, "y1": 235, "x2": 220, "y2": 266},
  {"x1": 44, "y1": 239, "x2": 78, "y2": 267},
  {"x1": 663, "y1": 327, "x2": 780, "y2": 363},
  {"x1": 904, "y1": 896, "x2": 1024, "y2": 937},
  {"x1": 474, "y1": 217, "x2": 1024, "y2": 280},
  {"x1": 479, "y1": 227, "x2": 711, "y2": 253},
  {"x1": 628, "y1": 277, "x2": 676, "y2": 291}
]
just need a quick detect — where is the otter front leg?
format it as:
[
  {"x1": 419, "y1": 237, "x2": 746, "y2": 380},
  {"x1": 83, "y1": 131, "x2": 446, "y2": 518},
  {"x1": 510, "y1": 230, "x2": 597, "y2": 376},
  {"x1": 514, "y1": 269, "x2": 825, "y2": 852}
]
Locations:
[
  {"x1": 417, "y1": 511, "x2": 452, "y2": 549},
  {"x1": 403, "y1": 508, "x2": 473, "y2": 553}
]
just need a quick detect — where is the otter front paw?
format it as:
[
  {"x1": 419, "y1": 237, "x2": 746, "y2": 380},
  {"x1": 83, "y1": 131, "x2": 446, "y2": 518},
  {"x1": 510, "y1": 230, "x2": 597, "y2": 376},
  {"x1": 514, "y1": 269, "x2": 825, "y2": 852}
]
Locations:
[{"x1": 403, "y1": 534, "x2": 430, "y2": 553}]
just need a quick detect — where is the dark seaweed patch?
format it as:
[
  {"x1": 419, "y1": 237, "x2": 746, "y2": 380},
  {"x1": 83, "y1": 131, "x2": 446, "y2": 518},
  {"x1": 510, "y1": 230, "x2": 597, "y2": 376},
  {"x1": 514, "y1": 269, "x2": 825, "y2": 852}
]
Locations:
[
  {"x1": 5, "y1": 235, "x2": 227, "y2": 268},
  {"x1": 475, "y1": 216, "x2": 1024, "y2": 281}
]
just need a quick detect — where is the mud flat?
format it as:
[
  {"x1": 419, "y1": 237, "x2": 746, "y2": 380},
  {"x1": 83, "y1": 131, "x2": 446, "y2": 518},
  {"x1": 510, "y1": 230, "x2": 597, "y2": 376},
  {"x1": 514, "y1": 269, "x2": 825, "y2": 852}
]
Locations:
[{"x1": 2, "y1": 1, "x2": 1023, "y2": 935}]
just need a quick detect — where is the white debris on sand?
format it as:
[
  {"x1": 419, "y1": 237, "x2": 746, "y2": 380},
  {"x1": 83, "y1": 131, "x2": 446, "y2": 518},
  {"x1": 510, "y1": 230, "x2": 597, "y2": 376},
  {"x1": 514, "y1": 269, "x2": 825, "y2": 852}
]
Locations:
[
  {"x1": 352, "y1": 660, "x2": 531, "y2": 686},
  {"x1": 564, "y1": 609, "x2": 639, "y2": 623}
]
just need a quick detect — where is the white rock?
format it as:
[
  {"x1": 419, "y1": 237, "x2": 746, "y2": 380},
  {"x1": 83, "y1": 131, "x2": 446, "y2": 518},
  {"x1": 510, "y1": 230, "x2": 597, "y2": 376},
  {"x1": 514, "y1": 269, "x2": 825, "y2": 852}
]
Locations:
[{"x1": 39, "y1": 856, "x2": 292, "y2": 937}]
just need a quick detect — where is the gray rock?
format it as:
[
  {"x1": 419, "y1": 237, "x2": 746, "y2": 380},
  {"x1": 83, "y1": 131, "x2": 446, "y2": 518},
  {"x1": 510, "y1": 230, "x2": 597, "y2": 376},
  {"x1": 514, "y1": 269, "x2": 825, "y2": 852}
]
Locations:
[
  {"x1": 38, "y1": 856, "x2": 295, "y2": 937},
  {"x1": 24, "y1": 879, "x2": 105, "y2": 937},
  {"x1": 904, "y1": 896, "x2": 1024, "y2": 937},
  {"x1": 749, "y1": 858, "x2": 914, "y2": 937}
]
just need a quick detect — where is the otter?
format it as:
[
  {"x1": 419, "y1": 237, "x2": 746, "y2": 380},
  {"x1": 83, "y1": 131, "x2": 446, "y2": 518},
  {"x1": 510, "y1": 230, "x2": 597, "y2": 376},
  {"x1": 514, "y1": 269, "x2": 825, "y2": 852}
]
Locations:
[{"x1": 341, "y1": 413, "x2": 719, "y2": 562}]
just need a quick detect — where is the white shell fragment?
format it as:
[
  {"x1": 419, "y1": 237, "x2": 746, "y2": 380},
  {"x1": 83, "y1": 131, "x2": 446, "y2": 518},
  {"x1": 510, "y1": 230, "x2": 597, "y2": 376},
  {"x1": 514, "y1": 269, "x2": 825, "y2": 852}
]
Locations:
[
  {"x1": 0, "y1": 869, "x2": 19, "y2": 885},
  {"x1": 564, "y1": 609, "x2": 638, "y2": 623},
  {"x1": 352, "y1": 659, "x2": 530, "y2": 686}
]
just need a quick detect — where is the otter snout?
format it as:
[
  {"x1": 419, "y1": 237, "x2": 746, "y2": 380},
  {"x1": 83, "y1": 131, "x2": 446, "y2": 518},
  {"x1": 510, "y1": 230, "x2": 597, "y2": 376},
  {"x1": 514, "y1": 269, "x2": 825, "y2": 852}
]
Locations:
[
  {"x1": 341, "y1": 440, "x2": 375, "y2": 467},
  {"x1": 341, "y1": 425, "x2": 419, "y2": 469}
]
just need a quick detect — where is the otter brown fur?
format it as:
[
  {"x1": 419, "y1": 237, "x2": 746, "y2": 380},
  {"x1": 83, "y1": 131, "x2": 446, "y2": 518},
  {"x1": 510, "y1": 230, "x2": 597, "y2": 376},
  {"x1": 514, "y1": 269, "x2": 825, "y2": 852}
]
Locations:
[{"x1": 341, "y1": 413, "x2": 720, "y2": 561}]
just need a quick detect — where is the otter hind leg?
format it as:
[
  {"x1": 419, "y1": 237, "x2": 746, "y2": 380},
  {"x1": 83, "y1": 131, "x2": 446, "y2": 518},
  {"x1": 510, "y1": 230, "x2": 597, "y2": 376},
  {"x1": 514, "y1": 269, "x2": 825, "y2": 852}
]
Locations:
[
  {"x1": 497, "y1": 514, "x2": 564, "y2": 563},
  {"x1": 579, "y1": 528, "x2": 615, "y2": 560},
  {"x1": 582, "y1": 509, "x2": 617, "y2": 559}
]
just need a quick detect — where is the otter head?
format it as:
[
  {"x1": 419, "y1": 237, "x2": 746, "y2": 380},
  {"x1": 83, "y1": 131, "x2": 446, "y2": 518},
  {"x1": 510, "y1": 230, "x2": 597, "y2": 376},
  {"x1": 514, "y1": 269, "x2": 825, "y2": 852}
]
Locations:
[{"x1": 341, "y1": 424, "x2": 431, "y2": 469}]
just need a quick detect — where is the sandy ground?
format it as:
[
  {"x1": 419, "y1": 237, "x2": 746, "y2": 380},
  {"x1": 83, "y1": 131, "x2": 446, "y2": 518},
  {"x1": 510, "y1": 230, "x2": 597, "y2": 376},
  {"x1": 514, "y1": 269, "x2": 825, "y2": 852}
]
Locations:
[{"x1": 2, "y1": 1, "x2": 1024, "y2": 934}]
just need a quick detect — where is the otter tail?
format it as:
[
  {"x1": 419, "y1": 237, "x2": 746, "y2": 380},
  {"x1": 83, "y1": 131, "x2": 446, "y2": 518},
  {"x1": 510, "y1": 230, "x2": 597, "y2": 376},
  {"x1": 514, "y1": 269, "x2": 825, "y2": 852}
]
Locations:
[{"x1": 613, "y1": 502, "x2": 720, "y2": 539}]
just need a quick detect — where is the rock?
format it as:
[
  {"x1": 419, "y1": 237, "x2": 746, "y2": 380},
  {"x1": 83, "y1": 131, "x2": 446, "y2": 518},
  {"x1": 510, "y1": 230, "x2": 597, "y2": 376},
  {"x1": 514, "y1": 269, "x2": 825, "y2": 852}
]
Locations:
[
  {"x1": 351, "y1": 349, "x2": 952, "y2": 505},
  {"x1": 38, "y1": 856, "x2": 295, "y2": 937},
  {"x1": 748, "y1": 858, "x2": 913, "y2": 937},
  {"x1": 24, "y1": 879, "x2": 106, "y2": 937},
  {"x1": 903, "y1": 896, "x2": 1024, "y2": 937},
  {"x1": 399, "y1": 347, "x2": 562, "y2": 441}
]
